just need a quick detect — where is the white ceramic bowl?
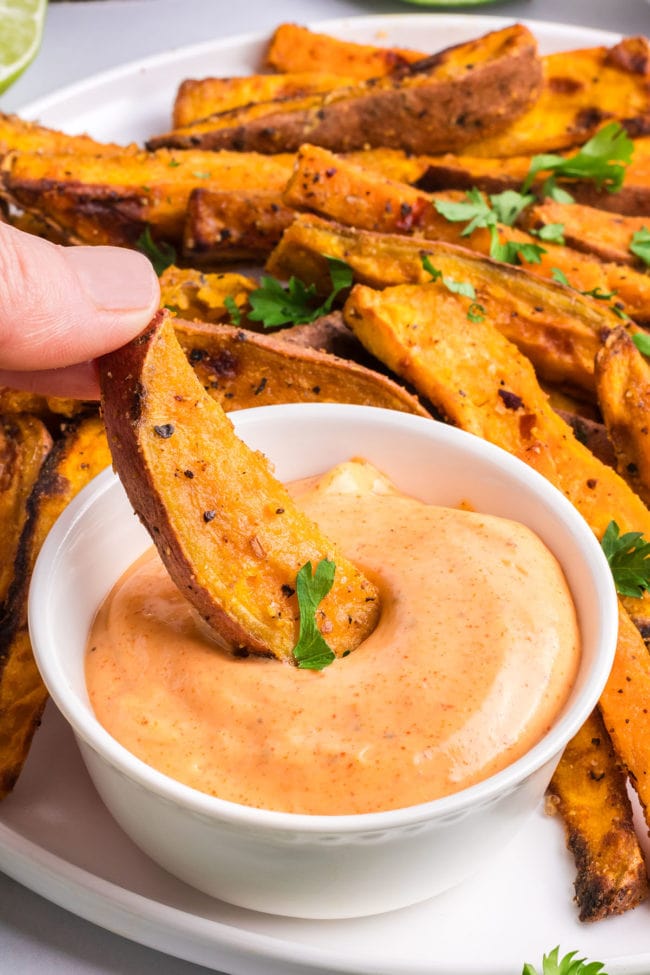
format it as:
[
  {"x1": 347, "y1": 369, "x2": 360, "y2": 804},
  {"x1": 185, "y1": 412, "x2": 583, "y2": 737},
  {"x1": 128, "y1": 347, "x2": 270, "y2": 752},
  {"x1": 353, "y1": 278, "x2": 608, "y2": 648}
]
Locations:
[{"x1": 29, "y1": 404, "x2": 617, "y2": 919}]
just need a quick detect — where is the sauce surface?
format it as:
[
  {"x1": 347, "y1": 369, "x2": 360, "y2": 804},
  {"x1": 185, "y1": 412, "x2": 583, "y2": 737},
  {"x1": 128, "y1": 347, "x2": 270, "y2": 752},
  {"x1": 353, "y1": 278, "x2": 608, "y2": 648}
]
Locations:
[{"x1": 86, "y1": 461, "x2": 580, "y2": 814}]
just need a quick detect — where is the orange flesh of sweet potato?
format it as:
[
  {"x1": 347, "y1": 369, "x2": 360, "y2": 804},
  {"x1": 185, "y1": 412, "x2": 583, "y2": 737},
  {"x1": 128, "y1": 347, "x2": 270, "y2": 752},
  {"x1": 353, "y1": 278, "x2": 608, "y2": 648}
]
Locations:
[
  {"x1": 99, "y1": 311, "x2": 380, "y2": 662},
  {"x1": 183, "y1": 188, "x2": 295, "y2": 262},
  {"x1": 282, "y1": 145, "x2": 650, "y2": 323},
  {"x1": 159, "y1": 267, "x2": 258, "y2": 323},
  {"x1": 547, "y1": 707, "x2": 648, "y2": 921},
  {"x1": 595, "y1": 326, "x2": 650, "y2": 507},
  {"x1": 146, "y1": 26, "x2": 542, "y2": 155},
  {"x1": 266, "y1": 23, "x2": 425, "y2": 78},
  {"x1": 0, "y1": 413, "x2": 111, "y2": 799},
  {"x1": 526, "y1": 200, "x2": 650, "y2": 267}
]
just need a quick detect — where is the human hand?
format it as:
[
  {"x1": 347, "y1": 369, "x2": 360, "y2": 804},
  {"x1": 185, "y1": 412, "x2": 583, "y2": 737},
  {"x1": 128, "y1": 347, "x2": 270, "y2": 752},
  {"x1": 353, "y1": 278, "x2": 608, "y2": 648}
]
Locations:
[{"x1": 0, "y1": 222, "x2": 160, "y2": 399}]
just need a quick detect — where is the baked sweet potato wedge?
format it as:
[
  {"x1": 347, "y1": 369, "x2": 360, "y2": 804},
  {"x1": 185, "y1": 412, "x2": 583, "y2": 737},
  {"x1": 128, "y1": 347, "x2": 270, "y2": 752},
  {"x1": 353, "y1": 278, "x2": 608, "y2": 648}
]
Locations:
[
  {"x1": 0, "y1": 413, "x2": 110, "y2": 799},
  {"x1": 547, "y1": 708, "x2": 648, "y2": 921},
  {"x1": 0, "y1": 112, "x2": 131, "y2": 161},
  {"x1": 595, "y1": 326, "x2": 650, "y2": 507},
  {"x1": 282, "y1": 146, "x2": 650, "y2": 323},
  {"x1": 266, "y1": 23, "x2": 425, "y2": 78},
  {"x1": 2, "y1": 148, "x2": 295, "y2": 246},
  {"x1": 183, "y1": 188, "x2": 294, "y2": 263},
  {"x1": 460, "y1": 37, "x2": 650, "y2": 158},
  {"x1": 268, "y1": 215, "x2": 630, "y2": 397},
  {"x1": 173, "y1": 72, "x2": 357, "y2": 127},
  {"x1": 146, "y1": 25, "x2": 542, "y2": 155},
  {"x1": 525, "y1": 199, "x2": 650, "y2": 267},
  {"x1": 99, "y1": 311, "x2": 380, "y2": 663},
  {"x1": 174, "y1": 318, "x2": 429, "y2": 416}
]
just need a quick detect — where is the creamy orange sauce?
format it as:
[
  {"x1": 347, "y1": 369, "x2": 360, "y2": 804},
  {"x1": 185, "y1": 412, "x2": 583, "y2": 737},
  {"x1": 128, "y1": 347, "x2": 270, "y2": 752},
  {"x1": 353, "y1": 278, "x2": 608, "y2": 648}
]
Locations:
[{"x1": 86, "y1": 461, "x2": 580, "y2": 815}]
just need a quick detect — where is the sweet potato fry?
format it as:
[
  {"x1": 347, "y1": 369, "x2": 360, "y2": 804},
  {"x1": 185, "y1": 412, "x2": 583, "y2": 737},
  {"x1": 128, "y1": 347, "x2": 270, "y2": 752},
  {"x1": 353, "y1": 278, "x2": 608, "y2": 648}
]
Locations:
[
  {"x1": 173, "y1": 318, "x2": 429, "y2": 416},
  {"x1": 282, "y1": 146, "x2": 650, "y2": 323},
  {"x1": 268, "y1": 215, "x2": 629, "y2": 397},
  {"x1": 2, "y1": 148, "x2": 295, "y2": 245},
  {"x1": 342, "y1": 280, "x2": 650, "y2": 631},
  {"x1": 0, "y1": 111, "x2": 132, "y2": 160},
  {"x1": 173, "y1": 72, "x2": 357, "y2": 127},
  {"x1": 146, "y1": 26, "x2": 542, "y2": 155},
  {"x1": 525, "y1": 199, "x2": 650, "y2": 267},
  {"x1": 595, "y1": 326, "x2": 650, "y2": 506},
  {"x1": 460, "y1": 37, "x2": 650, "y2": 158},
  {"x1": 266, "y1": 23, "x2": 425, "y2": 77},
  {"x1": 0, "y1": 413, "x2": 110, "y2": 799},
  {"x1": 547, "y1": 708, "x2": 648, "y2": 921},
  {"x1": 99, "y1": 311, "x2": 380, "y2": 663},
  {"x1": 183, "y1": 188, "x2": 294, "y2": 262}
]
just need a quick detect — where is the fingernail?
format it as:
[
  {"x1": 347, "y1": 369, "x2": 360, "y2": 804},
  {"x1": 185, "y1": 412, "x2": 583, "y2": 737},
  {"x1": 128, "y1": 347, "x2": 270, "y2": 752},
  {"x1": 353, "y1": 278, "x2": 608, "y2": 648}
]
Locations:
[{"x1": 63, "y1": 245, "x2": 160, "y2": 312}]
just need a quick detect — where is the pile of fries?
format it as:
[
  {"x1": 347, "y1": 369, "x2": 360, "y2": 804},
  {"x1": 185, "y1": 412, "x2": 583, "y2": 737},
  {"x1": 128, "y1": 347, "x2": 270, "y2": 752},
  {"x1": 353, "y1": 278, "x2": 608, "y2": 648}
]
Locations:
[{"x1": 2, "y1": 18, "x2": 650, "y2": 922}]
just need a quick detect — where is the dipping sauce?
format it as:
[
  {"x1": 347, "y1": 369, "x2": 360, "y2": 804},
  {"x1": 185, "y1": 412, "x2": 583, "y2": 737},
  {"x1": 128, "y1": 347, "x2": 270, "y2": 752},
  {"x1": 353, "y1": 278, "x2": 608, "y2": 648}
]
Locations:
[{"x1": 86, "y1": 460, "x2": 580, "y2": 815}]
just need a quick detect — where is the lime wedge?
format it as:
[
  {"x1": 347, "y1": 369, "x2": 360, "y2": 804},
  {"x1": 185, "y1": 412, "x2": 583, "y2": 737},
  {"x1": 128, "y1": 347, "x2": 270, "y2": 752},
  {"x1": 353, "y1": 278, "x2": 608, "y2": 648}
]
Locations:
[{"x1": 0, "y1": 0, "x2": 47, "y2": 95}]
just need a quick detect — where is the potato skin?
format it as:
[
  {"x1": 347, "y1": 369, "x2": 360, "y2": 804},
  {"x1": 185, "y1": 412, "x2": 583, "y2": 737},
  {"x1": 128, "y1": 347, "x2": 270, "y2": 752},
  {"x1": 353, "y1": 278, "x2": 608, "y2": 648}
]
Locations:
[{"x1": 147, "y1": 25, "x2": 542, "y2": 156}]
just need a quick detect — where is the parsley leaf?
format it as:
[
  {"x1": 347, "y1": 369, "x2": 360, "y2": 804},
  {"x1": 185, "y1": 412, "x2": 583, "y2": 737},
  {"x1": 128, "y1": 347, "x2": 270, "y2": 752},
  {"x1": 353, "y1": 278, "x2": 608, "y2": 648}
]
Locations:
[
  {"x1": 434, "y1": 187, "x2": 493, "y2": 236},
  {"x1": 489, "y1": 226, "x2": 546, "y2": 265},
  {"x1": 522, "y1": 946, "x2": 608, "y2": 975},
  {"x1": 532, "y1": 222, "x2": 565, "y2": 244},
  {"x1": 223, "y1": 295, "x2": 242, "y2": 325},
  {"x1": 434, "y1": 190, "x2": 545, "y2": 264},
  {"x1": 630, "y1": 227, "x2": 650, "y2": 267},
  {"x1": 293, "y1": 559, "x2": 337, "y2": 670},
  {"x1": 523, "y1": 122, "x2": 633, "y2": 195},
  {"x1": 422, "y1": 255, "x2": 476, "y2": 298},
  {"x1": 551, "y1": 267, "x2": 571, "y2": 287},
  {"x1": 601, "y1": 520, "x2": 650, "y2": 598},
  {"x1": 467, "y1": 301, "x2": 486, "y2": 323},
  {"x1": 247, "y1": 257, "x2": 353, "y2": 329},
  {"x1": 633, "y1": 332, "x2": 650, "y2": 356},
  {"x1": 489, "y1": 189, "x2": 535, "y2": 226},
  {"x1": 136, "y1": 227, "x2": 176, "y2": 275}
]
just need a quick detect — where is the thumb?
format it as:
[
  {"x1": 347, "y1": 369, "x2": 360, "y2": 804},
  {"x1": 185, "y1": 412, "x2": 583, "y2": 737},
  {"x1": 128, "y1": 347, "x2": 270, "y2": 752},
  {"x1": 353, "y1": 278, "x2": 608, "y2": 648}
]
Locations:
[{"x1": 0, "y1": 223, "x2": 160, "y2": 395}]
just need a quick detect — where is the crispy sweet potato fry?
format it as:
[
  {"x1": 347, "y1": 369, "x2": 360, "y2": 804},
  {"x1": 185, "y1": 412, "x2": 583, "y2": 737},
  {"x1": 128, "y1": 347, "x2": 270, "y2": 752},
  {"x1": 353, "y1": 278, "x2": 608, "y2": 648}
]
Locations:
[
  {"x1": 2, "y1": 148, "x2": 295, "y2": 245},
  {"x1": 268, "y1": 215, "x2": 629, "y2": 397},
  {"x1": 146, "y1": 26, "x2": 542, "y2": 155},
  {"x1": 99, "y1": 311, "x2": 380, "y2": 663},
  {"x1": 183, "y1": 188, "x2": 294, "y2": 262},
  {"x1": 413, "y1": 138, "x2": 650, "y2": 216},
  {"x1": 460, "y1": 37, "x2": 650, "y2": 157},
  {"x1": 525, "y1": 200, "x2": 650, "y2": 267},
  {"x1": 282, "y1": 146, "x2": 650, "y2": 323},
  {"x1": 266, "y1": 23, "x2": 425, "y2": 77},
  {"x1": 0, "y1": 413, "x2": 110, "y2": 799},
  {"x1": 595, "y1": 326, "x2": 650, "y2": 506},
  {"x1": 173, "y1": 72, "x2": 357, "y2": 127},
  {"x1": 174, "y1": 318, "x2": 429, "y2": 416},
  {"x1": 342, "y1": 281, "x2": 650, "y2": 630},
  {"x1": 547, "y1": 708, "x2": 648, "y2": 921},
  {"x1": 0, "y1": 415, "x2": 52, "y2": 608},
  {"x1": 0, "y1": 112, "x2": 132, "y2": 160}
]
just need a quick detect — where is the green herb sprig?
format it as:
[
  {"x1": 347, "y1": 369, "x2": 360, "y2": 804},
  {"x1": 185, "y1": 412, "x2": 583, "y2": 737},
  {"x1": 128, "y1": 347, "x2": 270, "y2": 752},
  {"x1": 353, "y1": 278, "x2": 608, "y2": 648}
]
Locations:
[
  {"x1": 422, "y1": 255, "x2": 486, "y2": 321},
  {"x1": 633, "y1": 332, "x2": 650, "y2": 356},
  {"x1": 293, "y1": 559, "x2": 337, "y2": 670},
  {"x1": 522, "y1": 122, "x2": 634, "y2": 198},
  {"x1": 434, "y1": 189, "x2": 546, "y2": 266},
  {"x1": 630, "y1": 227, "x2": 650, "y2": 267},
  {"x1": 523, "y1": 946, "x2": 608, "y2": 975},
  {"x1": 550, "y1": 268, "x2": 628, "y2": 320},
  {"x1": 601, "y1": 520, "x2": 650, "y2": 598},
  {"x1": 136, "y1": 226, "x2": 176, "y2": 275},
  {"x1": 246, "y1": 257, "x2": 353, "y2": 329}
]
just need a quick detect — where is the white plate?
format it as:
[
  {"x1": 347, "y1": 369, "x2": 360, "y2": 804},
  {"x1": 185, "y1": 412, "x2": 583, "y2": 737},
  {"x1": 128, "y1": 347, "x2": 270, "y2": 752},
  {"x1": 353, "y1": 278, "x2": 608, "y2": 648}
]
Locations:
[{"x1": 3, "y1": 12, "x2": 649, "y2": 975}]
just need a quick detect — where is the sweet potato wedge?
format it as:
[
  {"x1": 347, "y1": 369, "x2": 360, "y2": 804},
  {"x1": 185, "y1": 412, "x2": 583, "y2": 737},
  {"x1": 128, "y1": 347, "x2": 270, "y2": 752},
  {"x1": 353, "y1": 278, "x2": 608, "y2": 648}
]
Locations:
[
  {"x1": 183, "y1": 188, "x2": 295, "y2": 263},
  {"x1": 0, "y1": 112, "x2": 131, "y2": 160},
  {"x1": 547, "y1": 708, "x2": 648, "y2": 921},
  {"x1": 0, "y1": 414, "x2": 52, "y2": 609},
  {"x1": 266, "y1": 23, "x2": 425, "y2": 78},
  {"x1": 2, "y1": 148, "x2": 295, "y2": 246},
  {"x1": 268, "y1": 215, "x2": 629, "y2": 397},
  {"x1": 595, "y1": 326, "x2": 650, "y2": 507},
  {"x1": 282, "y1": 146, "x2": 650, "y2": 323},
  {"x1": 0, "y1": 413, "x2": 110, "y2": 799},
  {"x1": 460, "y1": 37, "x2": 650, "y2": 158},
  {"x1": 173, "y1": 72, "x2": 358, "y2": 127},
  {"x1": 146, "y1": 25, "x2": 542, "y2": 155},
  {"x1": 525, "y1": 200, "x2": 650, "y2": 268},
  {"x1": 99, "y1": 311, "x2": 380, "y2": 663},
  {"x1": 173, "y1": 317, "x2": 429, "y2": 416}
]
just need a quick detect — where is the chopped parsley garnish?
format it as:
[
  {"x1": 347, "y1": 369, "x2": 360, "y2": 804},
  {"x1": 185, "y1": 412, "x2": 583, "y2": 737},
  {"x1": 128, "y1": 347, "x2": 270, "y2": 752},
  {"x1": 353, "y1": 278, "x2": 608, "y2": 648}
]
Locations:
[
  {"x1": 630, "y1": 227, "x2": 650, "y2": 267},
  {"x1": 223, "y1": 294, "x2": 242, "y2": 325},
  {"x1": 522, "y1": 122, "x2": 634, "y2": 197},
  {"x1": 522, "y1": 946, "x2": 608, "y2": 975},
  {"x1": 136, "y1": 226, "x2": 176, "y2": 275},
  {"x1": 293, "y1": 559, "x2": 337, "y2": 670},
  {"x1": 247, "y1": 256, "x2": 353, "y2": 329},
  {"x1": 422, "y1": 254, "x2": 476, "y2": 298},
  {"x1": 467, "y1": 301, "x2": 486, "y2": 323},
  {"x1": 532, "y1": 222, "x2": 565, "y2": 245},
  {"x1": 633, "y1": 332, "x2": 650, "y2": 356},
  {"x1": 434, "y1": 190, "x2": 546, "y2": 265},
  {"x1": 601, "y1": 520, "x2": 650, "y2": 598},
  {"x1": 550, "y1": 268, "x2": 628, "y2": 318}
]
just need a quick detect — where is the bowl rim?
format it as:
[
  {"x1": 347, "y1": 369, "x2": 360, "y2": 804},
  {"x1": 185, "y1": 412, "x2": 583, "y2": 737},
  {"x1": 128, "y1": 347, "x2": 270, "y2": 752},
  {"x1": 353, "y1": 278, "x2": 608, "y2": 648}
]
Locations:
[{"x1": 29, "y1": 403, "x2": 619, "y2": 833}]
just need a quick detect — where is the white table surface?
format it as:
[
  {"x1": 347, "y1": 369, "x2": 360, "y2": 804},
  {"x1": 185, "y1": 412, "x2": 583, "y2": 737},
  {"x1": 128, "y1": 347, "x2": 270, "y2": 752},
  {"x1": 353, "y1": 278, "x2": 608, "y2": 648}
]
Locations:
[{"x1": 1, "y1": 1, "x2": 649, "y2": 973}]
